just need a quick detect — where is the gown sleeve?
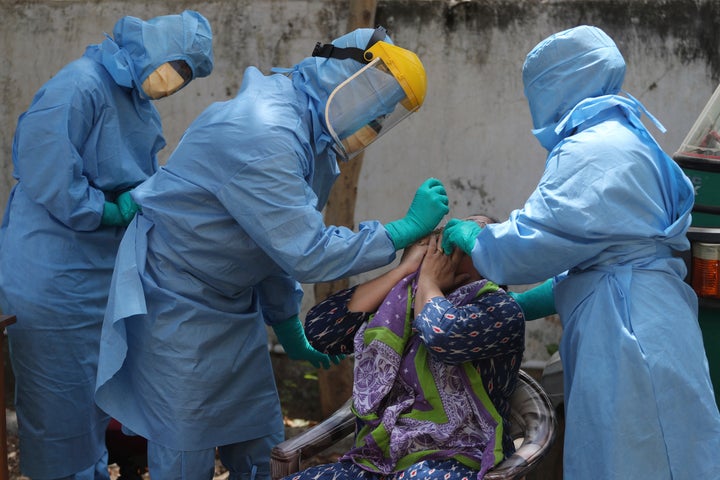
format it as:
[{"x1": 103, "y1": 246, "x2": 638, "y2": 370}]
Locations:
[
  {"x1": 413, "y1": 289, "x2": 525, "y2": 364},
  {"x1": 473, "y1": 119, "x2": 681, "y2": 285},
  {"x1": 256, "y1": 274, "x2": 304, "y2": 326},
  {"x1": 14, "y1": 74, "x2": 106, "y2": 230},
  {"x1": 216, "y1": 147, "x2": 395, "y2": 283},
  {"x1": 304, "y1": 286, "x2": 370, "y2": 355}
]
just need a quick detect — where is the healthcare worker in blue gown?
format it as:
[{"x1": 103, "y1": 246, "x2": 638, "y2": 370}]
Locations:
[
  {"x1": 94, "y1": 27, "x2": 448, "y2": 479},
  {"x1": 442, "y1": 25, "x2": 720, "y2": 479},
  {"x1": 0, "y1": 11, "x2": 213, "y2": 480}
]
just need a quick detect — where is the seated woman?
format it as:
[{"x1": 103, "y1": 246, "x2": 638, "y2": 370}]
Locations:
[{"x1": 288, "y1": 215, "x2": 526, "y2": 480}]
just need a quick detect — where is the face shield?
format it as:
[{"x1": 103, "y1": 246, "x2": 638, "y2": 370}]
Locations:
[
  {"x1": 313, "y1": 27, "x2": 426, "y2": 159},
  {"x1": 141, "y1": 59, "x2": 193, "y2": 99}
]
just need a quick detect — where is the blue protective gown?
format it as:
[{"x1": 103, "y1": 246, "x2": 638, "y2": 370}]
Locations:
[
  {"x1": 470, "y1": 26, "x2": 720, "y2": 479},
  {"x1": 0, "y1": 11, "x2": 213, "y2": 478},
  {"x1": 94, "y1": 31, "x2": 398, "y2": 454}
]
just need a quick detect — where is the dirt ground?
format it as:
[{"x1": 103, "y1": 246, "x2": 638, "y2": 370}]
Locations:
[
  {"x1": 6, "y1": 423, "x2": 347, "y2": 480},
  {"x1": 5, "y1": 352, "x2": 347, "y2": 480}
]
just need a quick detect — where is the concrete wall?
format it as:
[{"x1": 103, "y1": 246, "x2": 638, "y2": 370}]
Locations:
[{"x1": 2, "y1": 0, "x2": 719, "y2": 365}]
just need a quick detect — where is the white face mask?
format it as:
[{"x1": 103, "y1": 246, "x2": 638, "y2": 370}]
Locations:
[{"x1": 141, "y1": 61, "x2": 191, "y2": 99}]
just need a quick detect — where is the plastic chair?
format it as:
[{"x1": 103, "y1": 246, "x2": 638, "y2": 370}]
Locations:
[{"x1": 270, "y1": 369, "x2": 557, "y2": 480}]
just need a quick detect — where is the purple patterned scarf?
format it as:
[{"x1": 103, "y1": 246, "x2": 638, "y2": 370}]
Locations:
[{"x1": 341, "y1": 273, "x2": 502, "y2": 479}]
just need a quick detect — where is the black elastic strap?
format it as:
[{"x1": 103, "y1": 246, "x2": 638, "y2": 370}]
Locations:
[
  {"x1": 366, "y1": 26, "x2": 387, "y2": 49},
  {"x1": 311, "y1": 43, "x2": 366, "y2": 63},
  {"x1": 311, "y1": 25, "x2": 388, "y2": 64}
]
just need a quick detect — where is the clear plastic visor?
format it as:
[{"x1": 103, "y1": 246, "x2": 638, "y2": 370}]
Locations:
[
  {"x1": 675, "y1": 83, "x2": 720, "y2": 161},
  {"x1": 325, "y1": 57, "x2": 413, "y2": 160}
]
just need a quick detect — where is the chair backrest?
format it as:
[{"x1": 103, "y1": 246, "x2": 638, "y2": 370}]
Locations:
[
  {"x1": 484, "y1": 369, "x2": 557, "y2": 479},
  {"x1": 270, "y1": 369, "x2": 557, "y2": 480}
]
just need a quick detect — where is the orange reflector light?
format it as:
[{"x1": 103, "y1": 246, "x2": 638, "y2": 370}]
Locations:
[{"x1": 691, "y1": 242, "x2": 720, "y2": 298}]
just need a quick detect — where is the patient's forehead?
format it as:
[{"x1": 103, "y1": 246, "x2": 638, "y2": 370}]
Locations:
[
  {"x1": 428, "y1": 215, "x2": 494, "y2": 237},
  {"x1": 466, "y1": 215, "x2": 494, "y2": 226}
]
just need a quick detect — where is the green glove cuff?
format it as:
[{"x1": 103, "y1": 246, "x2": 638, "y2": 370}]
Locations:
[
  {"x1": 459, "y1": 223, "x2": 481, "y2": 254},
  {"x1": 386, "y1": 178, "x2": 449, "y2": 251},
  {"x1": 101, "y1": 202, "x2": 124, "y2": 227},
  {"x1": 509, "y1": 278, "x2": 556, "y2": 320},
  {"x1": 117, "y1": 191, "x2": 139, "y2": 223},
  {"x1": 272, "y1": 315, "x2": 304, "y2": 344},
  {"x1": 441, "y1": 219, "x2": 482, "y2": 255},
  {"x1": 385, "y1": 219, "x2": 413, "y2": 250},
  {"x1": 272, "y1": 316, "x2": 344, "y2": 369}
]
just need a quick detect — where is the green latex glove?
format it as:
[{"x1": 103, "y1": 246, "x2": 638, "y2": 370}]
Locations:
[
  {"x1": 508, "y1": 278, "x2": 557, "y2": 321},
  {"x1": 101, "y1": 201, "x2": 125, "y2": 227},
  {"x1": 273, "y1": 316, "x2": 344, "y2": 369},
  {"x1": 441, "y1": 218, "x2": 482, "y2": 254},
  {"x1": 385, "y1": 178, "x2": 449, "y2": 250},
  {"x1": 116, "y1": 191, "x2": 140, "y2": 224}
]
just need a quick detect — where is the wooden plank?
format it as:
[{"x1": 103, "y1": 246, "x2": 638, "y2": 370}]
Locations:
[
  {"x1": 315, "y1": 0, "x2": 378, "y2": 417},
  {"x1": 0, "y1": 315, "x2": 16, "y2": 480}
]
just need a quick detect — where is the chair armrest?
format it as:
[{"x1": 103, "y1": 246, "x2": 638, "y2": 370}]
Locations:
[
  {"x1": 270, "y1": 398, "x2": 355, "y2": 480},
  {"x1": 484, "y1": 370, "x2": 558, "y2": 480},
  {"x1": 0, "y1": 315, "x2": 16, "y2": 329},
  {"x1": 270, "y1": 370, "x2": 557, "y2": 480}
]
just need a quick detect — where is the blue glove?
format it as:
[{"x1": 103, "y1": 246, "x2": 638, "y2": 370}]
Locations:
[
  {"x1": 116, "y1": 191, "x2": 140, "y2": 224},
  {"x1": 272, "y1": 316, "x2": 344, "y2": 369},
  {"x1": 385, "y1": 178, "x2": 449, "y2": 250},
  {"x1": 441, "y1": 218, "x2": 482, "y2": 254},
  {"x1": 508, "y1": 278, "x2": 557, "y2": 321},
  {"x1": 101, "y1": 201, "x2": 125, "y2": 227}
]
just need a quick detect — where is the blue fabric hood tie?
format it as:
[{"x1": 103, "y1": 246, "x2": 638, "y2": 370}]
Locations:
[
  {"x1": 100, "y1": 35, "x2": 135, "y2": 88},
  {"x1": 548, "y1": 91, "x2": 667, "y2": 151},
  {"x1": 622, "y1": 90, "x2": 666, "y2": 132}
]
